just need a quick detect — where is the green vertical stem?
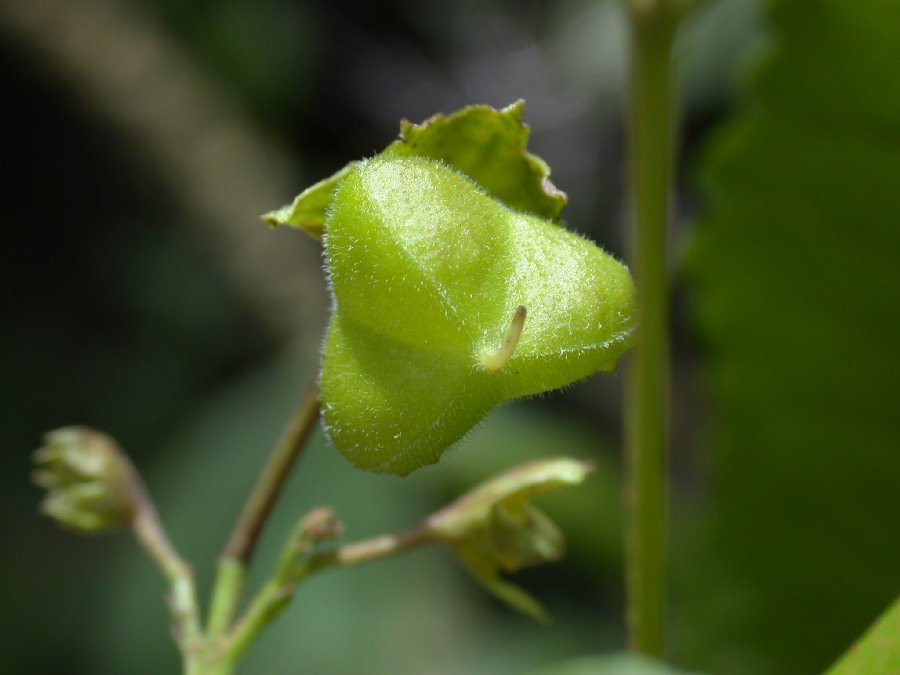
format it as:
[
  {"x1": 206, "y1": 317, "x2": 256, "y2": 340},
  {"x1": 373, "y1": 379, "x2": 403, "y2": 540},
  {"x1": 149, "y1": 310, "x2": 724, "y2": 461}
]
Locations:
[
  {"x1": 205, "y1": 558, "x2": 246, "y2": 643},
  {"x1": 624, "y1": 4, "x2": 681, "y2": 658},
  {"x1": 130, "y1": 486, "x2": 204, "y2": 672},
  {"x1": 201, "y1": 373, "x2": 321, "y2": 670},
  {"x1": 222, "y1": 373, "x2": 321, "y2": 564}
]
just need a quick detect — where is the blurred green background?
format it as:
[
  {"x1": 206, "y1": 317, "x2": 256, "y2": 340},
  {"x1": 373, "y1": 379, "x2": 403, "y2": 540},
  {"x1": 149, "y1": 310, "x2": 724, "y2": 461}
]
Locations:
[{"x1": 1, "y1": 0, "x2": 897, "y2": 673}]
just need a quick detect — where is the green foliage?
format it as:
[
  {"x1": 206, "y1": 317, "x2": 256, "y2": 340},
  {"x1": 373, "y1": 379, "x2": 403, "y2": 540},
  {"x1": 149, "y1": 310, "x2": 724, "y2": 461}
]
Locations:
[
  {"x1": 428, "y1": 458, "x2": 594, "y2": 621},
  {"x1": 321, "y1": 156, "x2": 635, "y2": 475},
  {"x1": 827, "y1": 595, "x2": 900, "y2": 675},
  {"x1": 262, "y1": 163, "x2": 355, "y2": 239},
  {"x1": 684, "y1": 0, "x2": 900, "y2": 672},
  {"x1": 264, "y1": 102, "x2": 567, "y2": 239},
  {"x1": 381, "y1": 101, "x2": 568, "y2": 221}
]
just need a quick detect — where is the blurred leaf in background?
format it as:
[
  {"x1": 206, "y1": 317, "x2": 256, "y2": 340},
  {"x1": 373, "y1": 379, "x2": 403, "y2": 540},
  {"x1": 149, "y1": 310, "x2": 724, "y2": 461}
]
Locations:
[
  {"x1": 682, "y1": 0, "x2": 900, "y2": 673},
  {"x1": 530, "y1": 652, "x2": 701, "y2": 675}
]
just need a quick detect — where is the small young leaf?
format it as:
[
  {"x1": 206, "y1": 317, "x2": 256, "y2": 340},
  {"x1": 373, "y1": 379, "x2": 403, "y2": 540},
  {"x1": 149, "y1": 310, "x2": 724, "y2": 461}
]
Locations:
[
  {"x1": 457, "y1": 546, "x2": 551, "y2": 623},
  {"x1": 382, "y1": 100, "x2": 568, "y2": 221},
  {"x1": 264, "y1": 101, "x2": 566, "y2": 238},
  {"x1": 426, "y1": 457, "x2": 594, "y2": 621},
  {"x1": 321, "y1": 157, "x2": 634, "y2": 475},
  {"x1": 261, "y1": 163, "x2": 355, "y2": 239}
]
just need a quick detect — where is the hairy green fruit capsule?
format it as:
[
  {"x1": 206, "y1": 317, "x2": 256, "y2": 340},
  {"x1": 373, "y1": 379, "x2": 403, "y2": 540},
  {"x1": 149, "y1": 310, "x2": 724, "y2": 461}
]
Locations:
[{"x1": 321, "y1": 156, "x2": 635, "y2": 475}]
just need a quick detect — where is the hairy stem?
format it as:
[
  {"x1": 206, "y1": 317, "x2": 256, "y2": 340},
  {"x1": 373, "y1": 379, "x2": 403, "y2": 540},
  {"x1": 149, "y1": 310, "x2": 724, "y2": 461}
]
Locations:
[
  {"x1": 623, "y1": 1, "x2": 684, "y2": 657},
  {"x1": 222, "y1": 373, "x2": 322, "y2": 563},
  {"x1": 201, "y1": 373, "x2": 321, "y2": 668},
  {"x1": 131, "y1": 483, "x2": 204, "y2": 673}
]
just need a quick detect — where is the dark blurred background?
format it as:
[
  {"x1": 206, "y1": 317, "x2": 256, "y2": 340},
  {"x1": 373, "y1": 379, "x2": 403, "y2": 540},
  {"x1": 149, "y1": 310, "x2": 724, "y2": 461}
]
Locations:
[{"x1": 2, "y1": 0, "x2": 898, "y2": 673}]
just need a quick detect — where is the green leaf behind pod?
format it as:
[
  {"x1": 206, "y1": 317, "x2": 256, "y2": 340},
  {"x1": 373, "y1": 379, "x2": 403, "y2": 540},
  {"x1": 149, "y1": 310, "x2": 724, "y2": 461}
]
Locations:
[
  {"x1": 683, "y1": 0, "x2": 900, "y2": 672},
  {"x1": 263, "y1": 101, "x2": 566, "y2": 238},
  {"x1": 321, "y1": 156, "x2": 634, "y2": 475},
  {"x1": 382, "y1": 100, "x2": 568, "y2": 221}
]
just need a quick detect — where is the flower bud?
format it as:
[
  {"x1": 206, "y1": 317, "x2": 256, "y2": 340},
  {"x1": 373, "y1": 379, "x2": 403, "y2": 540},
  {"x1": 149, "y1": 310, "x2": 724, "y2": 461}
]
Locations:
[
  {"x1": 427, "y1": 457, "x2": 593, "y2": 620},
  {"x1": 299, "y1": 507, "x2": 343, "y2": 543},
  {"x1": 32, "y1": 427, "x2": 138, "y2": 533}
]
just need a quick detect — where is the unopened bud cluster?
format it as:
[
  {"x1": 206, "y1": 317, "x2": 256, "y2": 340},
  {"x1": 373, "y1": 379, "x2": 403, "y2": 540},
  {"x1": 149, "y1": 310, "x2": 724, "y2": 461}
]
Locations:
[{"x1": 33, "y1": 427, "x2": 138, "y2": 533}]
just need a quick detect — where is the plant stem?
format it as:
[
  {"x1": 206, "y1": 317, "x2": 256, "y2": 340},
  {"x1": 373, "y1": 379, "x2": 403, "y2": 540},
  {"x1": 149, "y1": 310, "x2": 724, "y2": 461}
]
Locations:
[
  {"x1": 222, "y1": 372, "x2": 321, "y2": 563},
  {"x1": 205, "y1": 558, "x2": 246, "y2": 643},
  {"x1": 131, "y1": 483, "x2": 204, "y2": 673},
  {"x1": 203, "y1": 372, "x2": 321, "y2": 666},
  {"x1": 313, "y1": 524, "x2": 432, "y2": 568},
  {"x1": 623, "y1": 1, "x2": 684, "y2": 657}
]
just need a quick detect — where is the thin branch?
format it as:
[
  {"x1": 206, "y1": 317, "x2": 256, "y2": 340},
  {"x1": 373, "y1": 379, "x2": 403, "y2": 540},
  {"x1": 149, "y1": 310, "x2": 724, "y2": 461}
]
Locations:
[
  {"x1": 200, "y1": 372, "x2": 321, "y2": 670},
  {"x1": 311, "y1": 524, "x2": 432, "y2": 569},
  {"x1": 222, "y1": 373, "x2": 322, "y2": 563},
  {"x1": 131, "y1": 480, "x2": 204, "y2": 671}
]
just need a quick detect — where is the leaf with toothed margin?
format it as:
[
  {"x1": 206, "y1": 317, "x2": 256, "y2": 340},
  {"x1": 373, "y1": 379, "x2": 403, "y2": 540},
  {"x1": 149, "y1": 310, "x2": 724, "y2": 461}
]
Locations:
[
  {"x1": 262, "y1": 101, "x2": 567, "y2": 239},
  {"x1": 381, "y1": 100, "x2": 568, "y2": 221},
  {"x1": 320, "y1": 156, "x2": 634, "y2": 475}
]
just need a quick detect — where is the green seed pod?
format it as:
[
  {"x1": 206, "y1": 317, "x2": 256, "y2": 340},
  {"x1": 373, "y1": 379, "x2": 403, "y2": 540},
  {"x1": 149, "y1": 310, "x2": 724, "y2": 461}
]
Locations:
[{"x1": 321, "y1": 156, "x2": 635, "y2": 475}]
